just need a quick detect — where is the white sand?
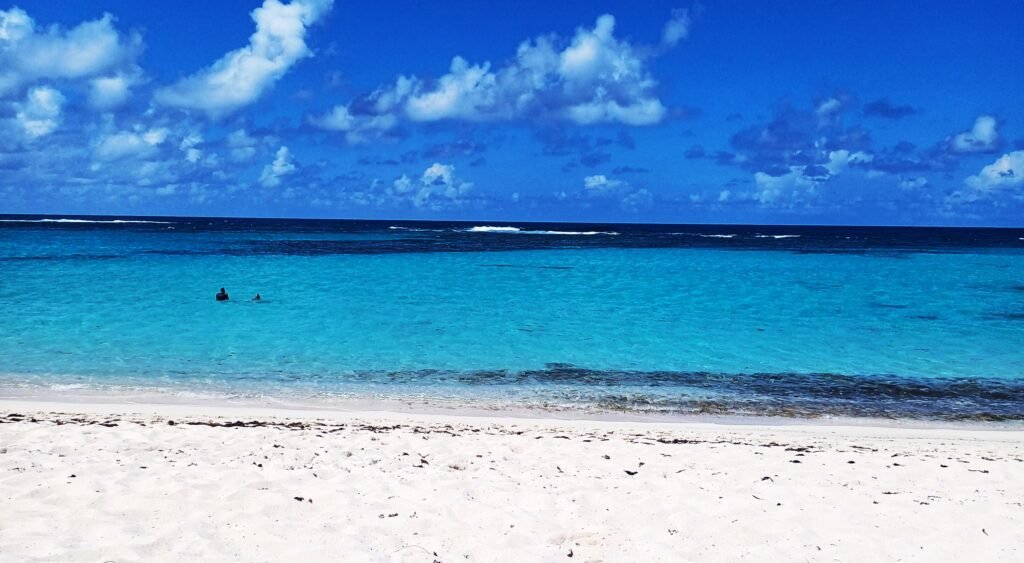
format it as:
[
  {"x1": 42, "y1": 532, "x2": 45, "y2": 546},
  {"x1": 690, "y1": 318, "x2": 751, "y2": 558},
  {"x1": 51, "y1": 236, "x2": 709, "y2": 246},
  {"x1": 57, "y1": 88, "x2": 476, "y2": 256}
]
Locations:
[{"x1": 1, "y1": 400, "x2": 1022, "y2": 562}]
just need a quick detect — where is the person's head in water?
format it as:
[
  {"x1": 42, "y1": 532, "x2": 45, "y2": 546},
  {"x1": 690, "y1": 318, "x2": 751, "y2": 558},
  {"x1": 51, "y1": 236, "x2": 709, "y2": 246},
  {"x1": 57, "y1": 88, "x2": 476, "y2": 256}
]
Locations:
[
  {"x1": 216, "y1": 287, "x2": 229, "y2": 301},
  {"x1": 253, "y1": 293, "x2": 261, "y2": 301}
]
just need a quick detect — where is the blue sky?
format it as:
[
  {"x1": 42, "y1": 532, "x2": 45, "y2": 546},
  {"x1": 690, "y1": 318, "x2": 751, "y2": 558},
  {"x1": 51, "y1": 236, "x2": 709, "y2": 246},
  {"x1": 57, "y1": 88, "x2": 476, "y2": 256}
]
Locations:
[{"x1": 1, "y1": 1, "x2": 1022, "y2": 225}]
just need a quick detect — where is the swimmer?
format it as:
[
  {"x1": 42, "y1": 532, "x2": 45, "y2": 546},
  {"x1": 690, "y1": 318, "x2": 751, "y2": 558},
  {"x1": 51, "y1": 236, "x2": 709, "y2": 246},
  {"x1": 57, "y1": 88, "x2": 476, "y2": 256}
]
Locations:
[
  {"x1": 253, "y1": 293, "x2": 261, "y2": 301},
  {"x1": 216, "y1": 287, "x2": 229, "y2": 301}
]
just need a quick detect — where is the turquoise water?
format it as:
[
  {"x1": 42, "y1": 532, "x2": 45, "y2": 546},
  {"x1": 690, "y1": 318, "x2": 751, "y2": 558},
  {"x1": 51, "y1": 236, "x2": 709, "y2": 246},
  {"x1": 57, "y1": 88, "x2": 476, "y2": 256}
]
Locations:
[{"x1": 1, "y1": 217, "x2": 1023, "y2": 418}]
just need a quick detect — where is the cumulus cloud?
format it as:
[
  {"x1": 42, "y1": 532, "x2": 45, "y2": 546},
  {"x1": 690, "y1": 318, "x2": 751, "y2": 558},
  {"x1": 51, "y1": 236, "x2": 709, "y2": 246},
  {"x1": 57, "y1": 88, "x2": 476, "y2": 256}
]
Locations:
[
  {"x1": 88, "y1": 73, "x2": 139, "y2": 110},
  {"x1": 227, "y1": 129, "x2": 259, "y2": 162},
  {"x1": 259, "y1": 146, "x2": 297, "y2": 187},
  {"x1": 583, "y1": 174, "x2": 625, "y2": 191},
  {"x1": 825, "y1": 149, "x2": 873, "y2": 175},
  {"x1": 414, "y1": 162, "x2": 473, "y2": 208},
  {"x1": 95, "y1": 127, "x2": 169, "y2": 161},
  {"x1": 0, "y1": 7, "x2": 141, "y2": 97},
  {"x1": 1, "y1": 104, "x2": 292, "y2": 212},
  {"x1": 382, "y1": 163, "x2": 474, "y2": 209},
  {"x1": 403, "y1": 56, "x2": 500, "y2": 122},
  {"x1": 308, "y1": 103, "x2": 399, "y2": 143},
  {"x1": 579, "y1": 174, "x2": 652, "y2": 212},
  {"x1": 964, "y1": 151, "x2": 1023, "y2": 192},
  {"x1": 753, "y1": 168, "x2": 817, "y2": 204},
  {"x1": 725, "y1": 96, "x2": 875, "y2": 203},
  {"x1": 620, "y1": 188, "x2": 653, "y2": 211},
  {"x1": 726, "y1": 106, "x2": 1018, "y2": 209},
  {"x1": 179, "y1": 133, "x2": 203, "y2": 163},
  {"x1": 15, "y1": 86, "x2": 65, "y2": 138},
  {"x1": 392, "y1": 174, "x2": 413, "y2": 193},
  {"x1": 312, "y1": 12, "x2": 687, "y2": 139},
  {"x1": 947, "y1": 115, "x2": 1001, "y2": 154},
  {"x1": 813, "y1": 96, "x2": 847, "y2": 127},
  {"x1": 155, "y1": 0, "x2": 333, "y2": 118},
  {"x1": 661, "y1": 9, "x2": 691, "y2": 47}
]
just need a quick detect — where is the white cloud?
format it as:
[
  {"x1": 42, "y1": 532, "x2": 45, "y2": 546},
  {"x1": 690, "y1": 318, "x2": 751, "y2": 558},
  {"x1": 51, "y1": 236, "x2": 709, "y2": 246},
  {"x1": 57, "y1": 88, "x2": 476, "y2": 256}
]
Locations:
[
  {"x1": 15, "y1": 86, "x2": 65, "y2": 138},
  {"x1": 814, "y1": 97, "x2": 845, "y2": 127},
  {"x1": 661, "y1": 9, "x2": 691, "y2": 47},
  {"x1": 421, "y1": 162, "x2": 455, "y2": 186},
  {"x1": 179, "y1": 133, "x2": 203, "y2": 163},
  {"x1": 620, "y1": 188, "x2": 653, "y2": 211},
  {"x1": 308, "y1": 104, "x2": 399, "y2": 143},
  {"x1": 404, "y1": 57, "x2": 499, "y2": 122},
  {"x1": 0, "y1": 7, "x2": 32, "y2": 42},
  {"x1": 583, "y1": 174, "x2": 624, "y2": 191},
  {"x1": 825, "y1": 149, "x2": 873, "y2": 175},
  {"x1": 965, "y1": 150, "x2": 1024, "y2": 192},
  {"x1": 745, "y1": 144, "x2": 879, "y2": 206},
  {"x1": 154, "y1": 0, "x2": 333, "y2": 118},
  {"x1": 259, "y1": 146, "x2": 297, "y2": 187},
  {"x1": 88, "y1": 73, "x2": 136, "y2": 110},
  {"x1": 381, "y1": 163, "x2": 473, "y2": 209},
  {"x1": 0, "y1": 8, "x2": 140, "y2": 97},
  {"x1": 95, "y1": 127, "x2": 169, "y2": 161},
  {"x1": 565, "y1": 98, "x2": 665, "y2": 126},
  {"x1": 815, "y1": 98, "x2": 842, "y2": 118},
  {"x1": 312, "y1": 12, "x2": 682, "y2": 137},
  {"x1": 227, "y1": 129, "x2": 259, "y2": 161},
  {"x1": 754, "y1": 167, "x2": 817, "y2": 204},
  {"x1": 392, "y1": 174, "x2": 413, "y2": 193},
  {"x1": 949, "y1": 115, "x2": 1000, "y2": 153}
]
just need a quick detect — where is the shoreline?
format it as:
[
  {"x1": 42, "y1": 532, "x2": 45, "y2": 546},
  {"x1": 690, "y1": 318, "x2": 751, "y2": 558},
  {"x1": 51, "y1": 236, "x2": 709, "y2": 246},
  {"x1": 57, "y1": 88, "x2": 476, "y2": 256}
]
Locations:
[
  {"x1": 5, "y1": 364, "x2": 1024, "y2": 424},
  {"x1": 3, "y1": 388, "x2": 1024, "y2": 432}
]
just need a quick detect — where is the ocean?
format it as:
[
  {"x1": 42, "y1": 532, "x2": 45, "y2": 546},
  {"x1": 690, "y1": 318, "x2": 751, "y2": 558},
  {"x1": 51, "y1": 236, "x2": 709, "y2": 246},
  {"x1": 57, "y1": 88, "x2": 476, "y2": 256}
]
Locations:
[{"x1": 1, "y1": 215, "x2": 1022, "y2": 420}]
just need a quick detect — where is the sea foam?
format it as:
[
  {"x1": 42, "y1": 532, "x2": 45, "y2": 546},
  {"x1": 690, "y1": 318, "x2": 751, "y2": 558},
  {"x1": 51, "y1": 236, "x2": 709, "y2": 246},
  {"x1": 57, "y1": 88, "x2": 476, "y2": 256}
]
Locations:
[
  {"x1": 0, "y1": 218, "x2": 173, "y2": 224},
  {"x1": 466, "y1": 226, "x2": 618, "y2": 235}
]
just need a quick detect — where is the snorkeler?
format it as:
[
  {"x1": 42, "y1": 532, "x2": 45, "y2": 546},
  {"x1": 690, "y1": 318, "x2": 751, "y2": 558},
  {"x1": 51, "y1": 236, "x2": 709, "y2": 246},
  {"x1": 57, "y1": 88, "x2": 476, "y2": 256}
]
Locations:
[{"x1": 216, "y1": 287, "x2": 229, "y2": 301}]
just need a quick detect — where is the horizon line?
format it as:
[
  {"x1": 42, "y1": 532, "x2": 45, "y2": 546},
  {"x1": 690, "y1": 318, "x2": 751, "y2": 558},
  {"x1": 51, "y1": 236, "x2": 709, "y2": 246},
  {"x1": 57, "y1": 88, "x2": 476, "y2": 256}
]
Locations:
[{"x1": 0, "y1": 212, "x2": 1022, "y2": 230}]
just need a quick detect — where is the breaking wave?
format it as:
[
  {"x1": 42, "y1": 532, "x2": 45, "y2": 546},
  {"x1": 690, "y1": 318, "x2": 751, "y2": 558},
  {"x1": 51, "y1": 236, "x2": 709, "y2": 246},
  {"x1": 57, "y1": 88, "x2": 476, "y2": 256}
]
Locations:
[
  {"x1": 388, "y1": 226, "x2": 446, "y2": 232},
  {"x1": 467, "y1": 226, "x2": 619, "y2": 235},
  {"x1": 0, "y1": 218, "x2": 173, "y2": 224}
]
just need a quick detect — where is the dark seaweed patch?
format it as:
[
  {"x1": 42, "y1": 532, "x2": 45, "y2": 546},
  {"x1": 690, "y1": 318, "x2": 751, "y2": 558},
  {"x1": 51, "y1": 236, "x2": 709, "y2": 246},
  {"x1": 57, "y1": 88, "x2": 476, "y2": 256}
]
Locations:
[
  {"x1": 259, "y1": 367, "x2": 1024, "y2": 421},
  {"x1": 478, "y1": 264, "x2": 575, "y2": 270},
  {"x1": 871, "y1": 303, "x2": 910, "y2": 309},
  {"x1": 986, "y1": 312, "x2": 1024, "y2": 321}
]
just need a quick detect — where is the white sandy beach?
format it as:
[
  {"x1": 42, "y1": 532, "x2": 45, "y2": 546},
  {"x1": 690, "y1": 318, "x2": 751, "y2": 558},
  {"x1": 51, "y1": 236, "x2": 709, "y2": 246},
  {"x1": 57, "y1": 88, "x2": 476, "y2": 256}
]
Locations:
[{"x1": 1, "y1": 400, "x2": 1022, "y2": 562}]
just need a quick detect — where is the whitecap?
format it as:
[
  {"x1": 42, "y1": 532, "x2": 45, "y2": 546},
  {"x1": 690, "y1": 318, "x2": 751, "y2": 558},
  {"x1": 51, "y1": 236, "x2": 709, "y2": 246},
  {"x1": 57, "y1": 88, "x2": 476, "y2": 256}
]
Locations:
[
  {"x1": 755, "y1": 234, "x2": 801, "y2": 239},
  {"x1": 668, "y1": 232, "x2": 737, "y2": 238},
  {"x1": 0, "y1": 218, "x2": 173, "y2": 224},
  {"x1": 466, "y1": 226, "x2": 618, "y2": 235},
  {"x1": 467, "y1": 226, "x2": 523, "y2": 233},
  {"x1": 529, "y1": 230, "x2": 619, "y2": 236},
  {"x1": 388, "y1": 226, "x2": 445, "y2": 232}
]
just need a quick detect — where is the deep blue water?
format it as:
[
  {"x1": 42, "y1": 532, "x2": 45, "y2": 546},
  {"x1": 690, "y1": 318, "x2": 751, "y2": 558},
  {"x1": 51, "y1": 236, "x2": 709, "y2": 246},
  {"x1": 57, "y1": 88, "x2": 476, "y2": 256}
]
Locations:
[{"x1": 1, "y1": 214, "x2": 1023, "y2": 419}]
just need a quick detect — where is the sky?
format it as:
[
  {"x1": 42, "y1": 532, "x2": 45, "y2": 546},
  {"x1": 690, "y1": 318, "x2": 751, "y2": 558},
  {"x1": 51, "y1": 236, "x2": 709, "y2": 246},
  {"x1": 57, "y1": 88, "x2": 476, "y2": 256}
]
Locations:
[{"x1": 0, "y1": 0, "x2": 1022, "y2": 225}]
